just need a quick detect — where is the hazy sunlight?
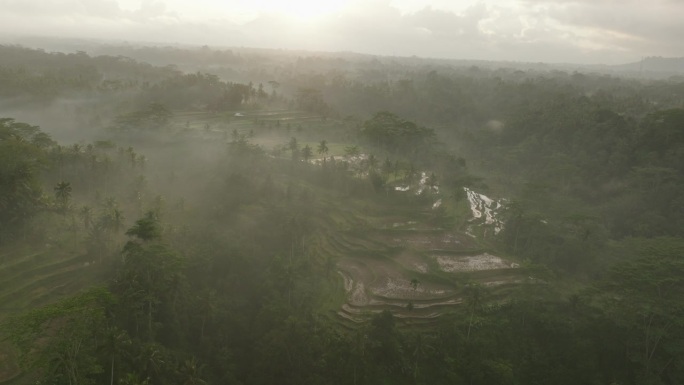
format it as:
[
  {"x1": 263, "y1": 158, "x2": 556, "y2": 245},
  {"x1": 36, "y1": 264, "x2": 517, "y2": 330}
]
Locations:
[{"x1": 251, "y1": 0, "x2": 351, "y2": 20}]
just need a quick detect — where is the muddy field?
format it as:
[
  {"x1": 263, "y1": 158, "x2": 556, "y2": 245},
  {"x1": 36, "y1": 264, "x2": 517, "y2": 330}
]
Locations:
[
  {"x1": 331, "y1": 179, "x2": 524, "y2": 324},
  {"x1": 432, "y1": 253, "x2": 519, "y2": 272},
  {"x1": 375, "y1": 231, "x2": 478, "y2": 250}
]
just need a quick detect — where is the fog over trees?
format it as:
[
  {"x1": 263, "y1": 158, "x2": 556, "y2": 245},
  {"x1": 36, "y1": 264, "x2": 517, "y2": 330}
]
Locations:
[{"x1": 0, "y1": 37, "x2": 683, "y2": 385}]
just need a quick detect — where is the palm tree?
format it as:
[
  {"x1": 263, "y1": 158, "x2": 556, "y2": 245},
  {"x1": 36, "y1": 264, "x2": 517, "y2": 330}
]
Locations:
[
  {"x1": 464, "y1": 282, "x2": 487, "y2": 340},
  {"x1": 301, "y1": 145, "x2": 313, "y2": 162},
  {"x1": 97, "y1": 206, "x2": 125, "y2": 246},
  {"x1": 80, "y1": 205, "x2": 93, "y2": 230},
  {"x1": 288, "y1": 137, "x2": 298, "y2": 153},
  {"x1": 54, "y1": 146, "x2": 65, "y2": 179},
  {"x1": 288, "y1": 137, "x2": 300, "y2": 162},
  {"x1": 54, "y1": 181, "x2": 72, "y2": 211},
  {"x1": 317, "y1": 140, "x2": 329, "y2": 155},
  {"x1": 197, "y1": 290, "x2": 217, "y2": 341},
  {"x1": 126, "y1": 147, "x2": 136, "y2": 167},
  {"x1": 71, "y1": 143, "x2": 82, "y2": 154},
  {"x1": 290, "y1": 147, "x2": 300, "y2": 162},
  {"x1": 136, "y1": 154, "x2": 147, "y2": 169},
  {"x1": 177, "y1": 357, "x2": 207, "y2": 385},
  {"x1": 111, "y1": 208, "x2": 125, "y2": 234},
  {"x1": 87, "y1": 222, "x2": 109, "y2": 261},
  {"x1": 136, "y1": 344, "x2": 165, "y2": 383},
  {"x1": 382, "y1": 157, "x2": 393, "y2": 179},
  {"x1": 126, "y1": 211, "x2": 161, "y2": 242},
  {"x1": 410, "y1": 332, "x2": 432, "y2": 383},
  {"x1": 367, "y1": 154, "x2": 378, "y2": 172},
  {"x1": 503, "y1": 200, "x2": 525, "y2": 254},
  {"x1": 99, "y1": 326, "x2": 132, "y2": 385},
  {"x1": 405, "y1": 163, "x2": 418, "y2": 184}
]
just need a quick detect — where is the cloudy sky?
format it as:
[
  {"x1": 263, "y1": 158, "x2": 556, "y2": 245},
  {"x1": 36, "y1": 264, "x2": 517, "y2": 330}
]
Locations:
[{"x1": 0, "y1": 0, "x2": 681, "y2": 64}]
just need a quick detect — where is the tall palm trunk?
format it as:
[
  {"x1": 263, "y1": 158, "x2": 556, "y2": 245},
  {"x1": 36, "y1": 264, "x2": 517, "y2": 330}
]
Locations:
[
  {"x1": 467, "y1": 309, "x2": 474, "y2": 340},
  {"x1": 148, "y1": 299, "x2": 153, "y2": 339}
]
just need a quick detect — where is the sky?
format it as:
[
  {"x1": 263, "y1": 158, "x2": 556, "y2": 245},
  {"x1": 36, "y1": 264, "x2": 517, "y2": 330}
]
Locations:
[{"x1": 0, "y1": 0, "x2": 682, "y2": 64}]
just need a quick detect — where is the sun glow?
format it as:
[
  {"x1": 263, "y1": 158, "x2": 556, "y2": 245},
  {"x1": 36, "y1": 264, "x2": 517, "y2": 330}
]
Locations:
[{"x1": 249, "y1": 0, "x2": 351, "y2": 21}]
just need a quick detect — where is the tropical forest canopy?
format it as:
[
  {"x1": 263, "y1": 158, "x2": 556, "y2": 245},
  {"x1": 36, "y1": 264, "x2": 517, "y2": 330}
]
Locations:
[{"x1": 0, "y1": 43, "x2": 683, "y2": 385}]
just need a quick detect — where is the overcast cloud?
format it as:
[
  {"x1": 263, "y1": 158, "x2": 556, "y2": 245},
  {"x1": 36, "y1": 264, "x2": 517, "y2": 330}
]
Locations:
[{"x1": 0, "y1": 0, "x2": 681, "y2": 64}]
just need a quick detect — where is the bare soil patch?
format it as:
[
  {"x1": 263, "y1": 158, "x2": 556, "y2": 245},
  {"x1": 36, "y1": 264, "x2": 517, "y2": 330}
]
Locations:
[
  {"x1": 338, "y1": 256, "x2": 457, "y2": 305},
  {"x1": 393, "y1": 250, "x2": 429, "y2": 273},
  {"x1": 432, "y1": 253, "x2": 518, "y2": 272},
  {"x1": 376, "y1": 231, "x2": 475, "y2": 250},
  {"x1": 370, "y1": 277, "x2": 453, "y2": 300}
]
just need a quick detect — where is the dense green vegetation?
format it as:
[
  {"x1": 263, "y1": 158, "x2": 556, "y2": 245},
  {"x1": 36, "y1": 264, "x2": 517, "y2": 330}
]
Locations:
[{"x1": 1, "y1": 44, "x2": 684, "y2": 384}]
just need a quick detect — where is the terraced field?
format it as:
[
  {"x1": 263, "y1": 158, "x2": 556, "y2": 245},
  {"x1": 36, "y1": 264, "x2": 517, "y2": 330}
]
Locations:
[
  {"x1": 0, "y1": 109, "x2": 521, "y2": 381},
  {"x1": 324, "y1": 190, "x2": 525, "y2": 327},
  {"x1": 171, "y1": 109, "x2": 348, "y2": 153},
  {"x1": 0, "y1": 244, "x2": 104, "y2": 383}
]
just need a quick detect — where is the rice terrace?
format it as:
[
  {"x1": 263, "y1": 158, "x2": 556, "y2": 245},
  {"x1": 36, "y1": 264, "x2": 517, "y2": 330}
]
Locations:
[{"x1": 1, "y1": 39, "x2": 684, "y2": 385}]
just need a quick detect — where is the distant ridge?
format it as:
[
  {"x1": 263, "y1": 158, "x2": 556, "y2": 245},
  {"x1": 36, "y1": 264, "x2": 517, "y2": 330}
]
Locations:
[{"x1": 614, "y1": 56, "x2": 684, "y2": 74}]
